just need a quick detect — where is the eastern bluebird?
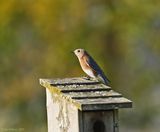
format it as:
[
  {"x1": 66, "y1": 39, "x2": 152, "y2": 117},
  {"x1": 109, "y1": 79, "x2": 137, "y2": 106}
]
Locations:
[{"x1": 73, "y1": 48, "x2": 110, "y2": 85}]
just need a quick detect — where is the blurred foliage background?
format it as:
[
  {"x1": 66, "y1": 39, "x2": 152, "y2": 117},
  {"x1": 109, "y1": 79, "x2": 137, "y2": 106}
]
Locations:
[{"x1": 0, "y1": 0, "x2": 160, "y2": 131}]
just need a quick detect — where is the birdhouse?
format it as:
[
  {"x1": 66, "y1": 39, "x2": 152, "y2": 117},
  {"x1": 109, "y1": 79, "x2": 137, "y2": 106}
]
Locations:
[{"x1": 40, "y1": 77, "x2": 132, "y2": 132}]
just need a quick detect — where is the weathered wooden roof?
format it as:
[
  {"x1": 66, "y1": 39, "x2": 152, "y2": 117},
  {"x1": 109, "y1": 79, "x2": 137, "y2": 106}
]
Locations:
[{"x1": 40, "y1": 77, "x2": 132, "y2": 111}]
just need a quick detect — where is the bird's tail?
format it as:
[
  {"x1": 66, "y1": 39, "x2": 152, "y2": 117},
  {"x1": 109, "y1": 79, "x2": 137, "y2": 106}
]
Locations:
[{"x1": 97, "y1": 74, "x2": 110, "y2": 86}]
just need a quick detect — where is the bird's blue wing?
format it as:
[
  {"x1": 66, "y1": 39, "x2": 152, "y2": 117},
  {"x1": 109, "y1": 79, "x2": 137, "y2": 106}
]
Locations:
[{"x1": 85, "y1": 55, "x2": 110, "y2": 85}]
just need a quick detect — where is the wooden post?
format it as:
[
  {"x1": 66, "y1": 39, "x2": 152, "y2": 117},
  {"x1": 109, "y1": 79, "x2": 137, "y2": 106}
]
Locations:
[{"x1": 40, "y1": 77, "x2": 132, "y2": 132}]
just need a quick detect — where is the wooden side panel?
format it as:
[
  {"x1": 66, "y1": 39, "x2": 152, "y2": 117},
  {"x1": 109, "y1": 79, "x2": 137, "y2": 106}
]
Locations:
[
  {"x1": 46, "y1": 89, "x2": 60, "y2": 132},
  {"x1": 79, "y1": 111, "x2": 114, "y2": 132},
  {"x1": 68, "y1": 104, "x2": 79, "y2": 132},
  {"x1": 113, "y1": 109, "x2": 119, "y2": 132},
  {"x1": 46, "y1": 89, "x2": 79, "y2": 132}
]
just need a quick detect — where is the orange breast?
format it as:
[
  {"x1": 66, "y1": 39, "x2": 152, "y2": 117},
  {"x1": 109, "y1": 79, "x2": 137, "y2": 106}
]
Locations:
[
  {"x1": 79, "y1": 56, "x2": 97, "y2": 76},
  {"x1": 79, "y1": 57, "x2": 90, "y2": 70}
]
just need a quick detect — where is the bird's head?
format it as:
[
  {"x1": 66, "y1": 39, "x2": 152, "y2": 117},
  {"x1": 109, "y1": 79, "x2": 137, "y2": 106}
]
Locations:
[{"x1": 73, "y1": 48, "x2": 86, "y2": 58}]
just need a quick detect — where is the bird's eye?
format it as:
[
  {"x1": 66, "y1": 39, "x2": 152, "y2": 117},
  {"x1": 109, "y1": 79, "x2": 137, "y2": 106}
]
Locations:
[{"x1": 77, "y1": 50, "x2": 80, "y2": 53}]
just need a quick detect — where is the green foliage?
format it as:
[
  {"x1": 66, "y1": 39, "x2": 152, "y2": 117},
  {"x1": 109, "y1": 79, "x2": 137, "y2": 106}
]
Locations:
[{"x1": 0, "y1": 0, "x2": 160, "y2": 131}]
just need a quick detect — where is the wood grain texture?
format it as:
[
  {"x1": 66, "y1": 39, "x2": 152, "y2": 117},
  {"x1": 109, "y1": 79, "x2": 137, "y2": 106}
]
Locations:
[
  {"x1": 40, "y1": 77, "x2": 132, "y2": 111},
  {"x1": 46, "y1": 89, "x2": 79, "y2": 132}
]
